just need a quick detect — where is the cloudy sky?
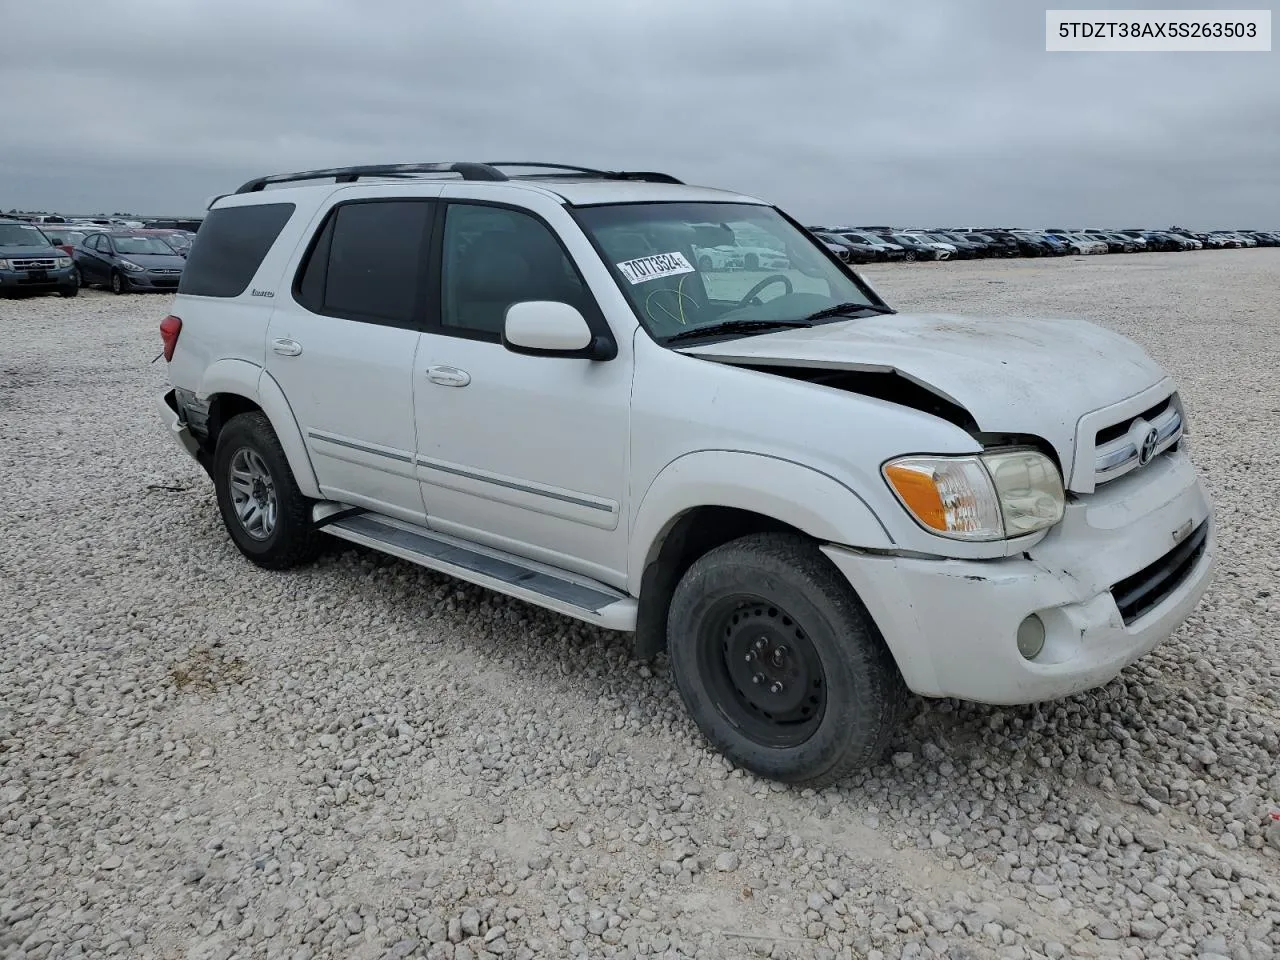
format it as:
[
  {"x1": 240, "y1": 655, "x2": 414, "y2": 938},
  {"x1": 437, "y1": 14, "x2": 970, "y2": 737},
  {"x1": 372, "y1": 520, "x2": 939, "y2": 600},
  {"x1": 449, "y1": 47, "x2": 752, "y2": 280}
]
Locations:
[{"x1": 2, "y1": 0, "x2": 1275, "y2": 228}]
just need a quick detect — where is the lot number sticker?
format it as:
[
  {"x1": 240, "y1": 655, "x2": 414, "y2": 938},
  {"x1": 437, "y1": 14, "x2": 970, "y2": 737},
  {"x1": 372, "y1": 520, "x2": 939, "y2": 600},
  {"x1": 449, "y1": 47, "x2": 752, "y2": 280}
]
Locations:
[{"x1": 615, "y1": 251, "x2": 695, "y2": 284}]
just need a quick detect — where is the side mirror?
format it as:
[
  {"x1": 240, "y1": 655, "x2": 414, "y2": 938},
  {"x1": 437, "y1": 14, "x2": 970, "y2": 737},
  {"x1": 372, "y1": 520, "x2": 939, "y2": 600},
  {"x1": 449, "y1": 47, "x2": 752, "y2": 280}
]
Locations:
[{"x1": 502, "y1": 301, "x2": 615, "y2": 360}]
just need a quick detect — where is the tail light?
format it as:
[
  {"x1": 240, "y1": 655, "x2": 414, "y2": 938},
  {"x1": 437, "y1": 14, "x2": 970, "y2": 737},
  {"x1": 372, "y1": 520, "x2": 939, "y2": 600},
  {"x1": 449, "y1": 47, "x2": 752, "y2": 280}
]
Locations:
[{"x1": 160, "y1": 315, "x2": 182, "y2": 362}]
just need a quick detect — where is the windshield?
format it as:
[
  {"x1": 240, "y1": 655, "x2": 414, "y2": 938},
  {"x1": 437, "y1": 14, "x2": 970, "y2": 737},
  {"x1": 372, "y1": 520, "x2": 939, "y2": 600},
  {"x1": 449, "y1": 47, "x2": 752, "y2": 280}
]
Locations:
[
  {"x1": 573, "y1": 202, "x2": 883, "y2": 342},
  {"x1": 0, "y1": 224, "x2": 51, "y2": 247},
  {"x1": 111, "y1": 235, "x2": 179, "y2": 255}
]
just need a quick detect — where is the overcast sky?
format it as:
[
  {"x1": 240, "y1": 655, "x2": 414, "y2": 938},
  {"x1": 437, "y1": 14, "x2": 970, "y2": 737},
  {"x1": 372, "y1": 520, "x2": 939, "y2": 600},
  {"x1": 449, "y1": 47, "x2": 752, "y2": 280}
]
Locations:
[{"x1": 1, "y1": 0, "x2": 1275, "y2": 228}]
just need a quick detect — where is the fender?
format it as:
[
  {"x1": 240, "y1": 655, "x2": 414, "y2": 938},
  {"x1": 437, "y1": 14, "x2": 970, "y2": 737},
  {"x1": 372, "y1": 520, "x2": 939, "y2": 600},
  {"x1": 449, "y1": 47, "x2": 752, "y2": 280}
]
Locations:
[
  {"x1": 195, "y1": 358, "x2": 321, "y2": 500},
  {"x1": 627, "y1": 449, "x2": 894, "y2": 594},
  {"x1": 255, "y1": 369, "x2": 322, "y2": 500}
]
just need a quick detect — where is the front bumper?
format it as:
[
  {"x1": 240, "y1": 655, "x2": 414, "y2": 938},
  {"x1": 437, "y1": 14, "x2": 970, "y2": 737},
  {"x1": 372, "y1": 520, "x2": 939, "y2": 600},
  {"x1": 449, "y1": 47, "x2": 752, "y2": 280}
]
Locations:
[
  {"x1": 124, "y1": 270, "x2": 183, "y2": 289},
  {"x1": 0, "y1": 265, "x2": 77, "y2": 289},
  {"x1": 158, "y1": 389, "x2": 202, "y2": 461},
  {"x1": 823, "y1": 449, "x2": 1215, "y2": 705}
]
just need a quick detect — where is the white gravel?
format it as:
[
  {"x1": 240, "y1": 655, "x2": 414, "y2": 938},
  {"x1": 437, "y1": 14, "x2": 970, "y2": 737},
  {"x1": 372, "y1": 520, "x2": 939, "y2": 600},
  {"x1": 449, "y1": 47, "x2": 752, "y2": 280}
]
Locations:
[{"x1": 1, "y1": 251, "x2": 1278, "y2": 960}]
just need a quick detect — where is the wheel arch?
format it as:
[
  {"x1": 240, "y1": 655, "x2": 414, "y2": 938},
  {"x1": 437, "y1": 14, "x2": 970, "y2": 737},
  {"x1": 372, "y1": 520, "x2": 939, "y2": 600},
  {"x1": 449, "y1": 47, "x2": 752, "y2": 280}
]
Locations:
[
  {"x1": 197, "y1": 361, "x2": 321, "y2": 499},
  {"x1": 628, "y1": 451, "x2": 894, "y2": 659}
]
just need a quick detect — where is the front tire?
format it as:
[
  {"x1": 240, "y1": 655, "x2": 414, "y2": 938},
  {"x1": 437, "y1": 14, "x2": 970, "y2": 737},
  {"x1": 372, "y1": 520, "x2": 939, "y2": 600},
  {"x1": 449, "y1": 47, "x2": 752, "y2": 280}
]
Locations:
[
  {"x1": 904, "y1": 251, "x2": 917, "y2": 262},
  {"x1": 110, "y1": 271, "x2": 127, "y2": 295},
  {"x1": 58, "y1": 285, "x2": 79, "y2": 298},
  {"x1": 667, "y1": 533, "x2": 908, "y2": 787},
  {"x1": 213, "y1": 411, "x2": 322, "y2": 570}
]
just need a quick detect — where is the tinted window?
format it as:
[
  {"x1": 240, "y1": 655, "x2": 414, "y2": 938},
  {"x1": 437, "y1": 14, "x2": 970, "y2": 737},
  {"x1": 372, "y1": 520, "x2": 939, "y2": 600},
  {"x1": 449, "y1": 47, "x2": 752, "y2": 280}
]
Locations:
[
  {"x1": 179, "y1": 202, "x2": 295, "y2": 298},
  {"x1": 324, "y1": 201, "x2": 430, "y2": 325},
  {"x1": 440, "y1": 203, "x2": 590, "y2": 338}
]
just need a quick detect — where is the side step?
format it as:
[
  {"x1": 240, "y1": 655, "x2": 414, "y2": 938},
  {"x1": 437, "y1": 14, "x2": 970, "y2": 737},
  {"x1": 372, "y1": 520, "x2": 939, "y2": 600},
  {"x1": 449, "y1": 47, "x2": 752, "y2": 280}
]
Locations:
[{"x1": 315, "y1": 508, "x2": 637, "y2": 631}]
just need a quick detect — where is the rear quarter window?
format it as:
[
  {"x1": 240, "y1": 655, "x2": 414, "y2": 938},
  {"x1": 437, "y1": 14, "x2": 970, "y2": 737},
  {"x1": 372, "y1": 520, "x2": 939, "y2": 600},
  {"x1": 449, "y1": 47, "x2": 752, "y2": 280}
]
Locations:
[{"x1": 178, "y1": 202, "x2": 295, "y2": 298}]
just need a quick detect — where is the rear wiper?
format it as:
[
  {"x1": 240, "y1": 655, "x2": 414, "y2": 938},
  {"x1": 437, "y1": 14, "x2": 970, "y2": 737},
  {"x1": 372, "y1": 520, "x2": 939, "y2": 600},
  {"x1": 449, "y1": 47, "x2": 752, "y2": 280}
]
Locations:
[
  {"x1": 799, "y1": 301, "x2": 894, "y2": 323},
  {"x1": 664, "y1": 319, "x2": 813, "y2": 345}
]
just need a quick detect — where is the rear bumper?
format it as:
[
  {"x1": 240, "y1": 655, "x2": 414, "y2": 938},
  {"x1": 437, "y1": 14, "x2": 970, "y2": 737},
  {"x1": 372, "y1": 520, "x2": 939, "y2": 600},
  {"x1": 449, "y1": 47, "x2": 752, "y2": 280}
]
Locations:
[
  {"x1": 158, "y1": 389, "x2": 201, "y2": 461},
  {"x1": 824, "y1": 450, "x2": 1215, "y2": 705}
]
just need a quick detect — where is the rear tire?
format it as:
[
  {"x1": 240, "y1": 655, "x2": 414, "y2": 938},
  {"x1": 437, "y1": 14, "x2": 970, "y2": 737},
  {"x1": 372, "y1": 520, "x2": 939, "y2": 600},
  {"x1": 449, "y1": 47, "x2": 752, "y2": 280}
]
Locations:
[
  {"x1": 667, "y1": 532, "x2": 908, "y2": 787},
  {"x1": 213, "y1": 411, "x2": 323, "y2": 570}
]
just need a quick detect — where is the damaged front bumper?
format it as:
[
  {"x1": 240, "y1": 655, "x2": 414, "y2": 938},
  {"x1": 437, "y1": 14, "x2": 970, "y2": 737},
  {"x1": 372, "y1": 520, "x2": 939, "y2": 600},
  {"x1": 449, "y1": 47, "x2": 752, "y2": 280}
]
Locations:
[{"x1": 823, "y1": 449, "x2": 1215, "y2": 705}]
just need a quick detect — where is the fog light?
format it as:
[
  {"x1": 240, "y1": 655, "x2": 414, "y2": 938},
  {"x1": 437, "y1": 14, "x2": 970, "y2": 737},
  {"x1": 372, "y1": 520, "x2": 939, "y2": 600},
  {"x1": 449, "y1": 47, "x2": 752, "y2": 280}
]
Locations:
[{"x1": 1016, "y1": 614, "x2": 1046, "y2": 660}]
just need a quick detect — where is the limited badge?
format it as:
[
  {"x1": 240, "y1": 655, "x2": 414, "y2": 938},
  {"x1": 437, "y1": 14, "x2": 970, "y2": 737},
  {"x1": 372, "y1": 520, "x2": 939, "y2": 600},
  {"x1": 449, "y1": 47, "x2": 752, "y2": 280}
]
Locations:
[{"x1": 615, "y1": 251, "x2": 695, "y2": 284}]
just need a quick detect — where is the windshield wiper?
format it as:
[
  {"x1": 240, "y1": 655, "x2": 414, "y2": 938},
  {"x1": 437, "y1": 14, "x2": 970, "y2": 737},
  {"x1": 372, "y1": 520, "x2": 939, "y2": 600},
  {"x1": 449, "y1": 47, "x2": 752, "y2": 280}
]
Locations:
[
  {"x1": 664, "y1": 319, "x2": 813, "y2": 345},
  {"x1": 799, "y1": 301, "x2": 894, "y2": 323}
]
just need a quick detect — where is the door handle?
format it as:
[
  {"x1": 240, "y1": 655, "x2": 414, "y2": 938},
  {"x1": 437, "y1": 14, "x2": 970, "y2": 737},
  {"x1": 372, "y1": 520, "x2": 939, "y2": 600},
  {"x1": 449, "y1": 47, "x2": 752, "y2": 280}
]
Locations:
[
  {"x1": 272, "y1": 338, "x2": 303, "y2": 357},
  {"x1": 426, "y1": 365, "x2": 470, "y2": 387}
]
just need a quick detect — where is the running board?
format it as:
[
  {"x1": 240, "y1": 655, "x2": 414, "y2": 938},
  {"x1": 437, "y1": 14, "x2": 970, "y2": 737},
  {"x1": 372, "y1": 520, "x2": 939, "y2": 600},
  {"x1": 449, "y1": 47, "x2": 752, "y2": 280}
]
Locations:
[{"x1": 314, "y1": 508, "x2": 637, "y2": 631}]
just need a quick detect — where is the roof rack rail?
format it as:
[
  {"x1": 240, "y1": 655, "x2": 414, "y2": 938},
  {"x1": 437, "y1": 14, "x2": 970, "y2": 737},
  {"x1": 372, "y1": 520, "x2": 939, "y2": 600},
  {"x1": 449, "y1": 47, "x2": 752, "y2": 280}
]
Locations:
[
  {"x1": 232, "y1": 160, "x2": 683, "y2": 195},
  {"x1": 234, "y1": 162, "x2": 509, "y2": 194},
  {"x1": 486, "y1": 162, "x2": 683, "y2": 184}
]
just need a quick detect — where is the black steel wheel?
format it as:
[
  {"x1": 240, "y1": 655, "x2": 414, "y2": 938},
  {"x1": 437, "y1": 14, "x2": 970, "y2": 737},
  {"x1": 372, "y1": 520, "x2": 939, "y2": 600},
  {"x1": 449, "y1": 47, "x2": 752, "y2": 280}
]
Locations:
[{"x1": 698, "y1": 596, "x2": 827, "y2": 748}]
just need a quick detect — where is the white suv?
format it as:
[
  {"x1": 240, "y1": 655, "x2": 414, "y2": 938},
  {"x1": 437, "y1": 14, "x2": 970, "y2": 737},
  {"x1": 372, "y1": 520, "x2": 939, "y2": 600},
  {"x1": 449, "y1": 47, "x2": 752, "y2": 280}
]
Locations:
[{"x1": 157, "y1": 161, "x2": 1215, "y2": 786}]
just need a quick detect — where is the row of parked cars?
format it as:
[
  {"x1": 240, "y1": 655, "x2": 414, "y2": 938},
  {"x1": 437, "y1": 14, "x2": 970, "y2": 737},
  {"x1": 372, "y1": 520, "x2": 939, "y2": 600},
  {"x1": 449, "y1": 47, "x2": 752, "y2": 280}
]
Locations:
[
  {"x1": 0, "y1": 217, "x2": 194, "y2": 297},
  {"x1": 805, "y1": 225, "x2": 1280, "y2": 264}
]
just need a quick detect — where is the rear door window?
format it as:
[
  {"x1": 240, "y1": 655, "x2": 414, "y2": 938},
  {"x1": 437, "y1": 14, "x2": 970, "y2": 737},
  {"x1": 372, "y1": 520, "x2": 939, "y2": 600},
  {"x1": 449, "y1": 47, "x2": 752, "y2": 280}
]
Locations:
[
  {"x1": 179, "y1": 202, "x2": 295, "y2": 298},
  {"x1": 293, "y1": 199, "x2": 433, "y2": 328}
]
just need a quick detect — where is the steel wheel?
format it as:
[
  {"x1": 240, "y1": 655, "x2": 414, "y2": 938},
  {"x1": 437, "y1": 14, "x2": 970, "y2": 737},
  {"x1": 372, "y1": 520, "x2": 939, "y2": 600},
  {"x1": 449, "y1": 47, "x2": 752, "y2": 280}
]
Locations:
[
  {"x1": 699, "y1": 595, "x2": 827, "y2": 748},
  {"x1": 227, "y1": 447, "x2": 278, "y2": 540}
]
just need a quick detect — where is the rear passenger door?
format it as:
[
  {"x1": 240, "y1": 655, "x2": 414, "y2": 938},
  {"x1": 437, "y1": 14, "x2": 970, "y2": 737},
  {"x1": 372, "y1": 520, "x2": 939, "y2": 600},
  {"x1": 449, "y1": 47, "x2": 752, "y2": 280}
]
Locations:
[{"x1": 264, "y1": 187, "x2": 440, "y2": 525}]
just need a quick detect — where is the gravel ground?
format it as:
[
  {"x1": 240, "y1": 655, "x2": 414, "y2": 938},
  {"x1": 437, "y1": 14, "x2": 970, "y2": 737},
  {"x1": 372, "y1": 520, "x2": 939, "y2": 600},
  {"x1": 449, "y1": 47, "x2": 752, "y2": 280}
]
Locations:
[{"x1": 1, "y1": 251, "x2": 1277, "y2": 960}]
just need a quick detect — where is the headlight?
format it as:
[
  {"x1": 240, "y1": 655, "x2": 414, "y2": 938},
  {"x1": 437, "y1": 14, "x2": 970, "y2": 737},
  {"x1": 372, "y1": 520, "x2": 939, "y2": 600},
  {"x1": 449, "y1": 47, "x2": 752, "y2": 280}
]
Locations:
[
  {"x1": 120, "y1": 260, "x2": 145, "y2": 272},
  {"x1": 883, "y1": 449, "x2": 1064, "y2": 541},
  {"x1": 56, "y1": 257, "x2": 72, "y2": 268},
  {"x1": 0, "y1": 259, "x2": 9, "y2": 270}
]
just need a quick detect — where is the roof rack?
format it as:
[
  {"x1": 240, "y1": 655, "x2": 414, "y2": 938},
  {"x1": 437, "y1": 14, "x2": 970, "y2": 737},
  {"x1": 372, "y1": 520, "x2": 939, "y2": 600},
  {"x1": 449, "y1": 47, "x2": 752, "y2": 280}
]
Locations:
[
  {"x1": 233, "y1": 160, "x2": 683, "y2": 194},
  {"x1": 487, "y1": 162, "x2": 683, "y2": 184}
]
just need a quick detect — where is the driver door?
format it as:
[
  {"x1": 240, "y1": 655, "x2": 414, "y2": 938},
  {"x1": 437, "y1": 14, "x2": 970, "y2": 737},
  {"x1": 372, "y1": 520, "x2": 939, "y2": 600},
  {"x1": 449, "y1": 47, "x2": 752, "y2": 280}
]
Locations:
[{"x1": 412, "y1": 190, "x2": 634, "y2": 586}]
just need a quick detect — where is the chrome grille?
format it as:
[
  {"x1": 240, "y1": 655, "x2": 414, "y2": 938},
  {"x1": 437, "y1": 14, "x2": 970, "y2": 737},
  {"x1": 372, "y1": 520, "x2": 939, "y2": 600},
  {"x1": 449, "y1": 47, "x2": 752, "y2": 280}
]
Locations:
[
  {"x1": 1094, "y1": 393, "x2": 1182, "y2": 486},
  {"x1": 149, "y1": 268, "x2": 183, "y2": 275},
  {"x1": 11, "y1": 258, "x2": 58, "y2": 270}
]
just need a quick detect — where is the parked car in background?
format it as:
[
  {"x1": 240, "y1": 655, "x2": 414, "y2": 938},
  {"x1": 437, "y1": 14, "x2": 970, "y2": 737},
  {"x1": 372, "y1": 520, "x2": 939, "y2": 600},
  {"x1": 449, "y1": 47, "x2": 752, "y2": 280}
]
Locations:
[
  {"x1": 814, "y1": 232, "x2": 880, "y2": 264},
  {"x1": 833, "y1": 231, "x2": 906, "y2": 262},
  {"x1": 692, "y1": 244, "x2": 744, "y2": 271},
  {"x1": 0, "y1": 219, "x2": 79, "y2": 297},
  {"x1": 135, "y1": 228, "x2": 196, "y2": 256},
  {"x1": 939, "y1": 233, "x2": 993, "y2": 257},
  {"x1": 40, "y1": 227, "x2": 92, "y2": 257},
  {"x1": 1129, "y1": 232, "x2": 1183, "y2": 252},
  {"x1": 1019, "y1": 231, "x2": 1071, "y2": 255},
  {"x1": 962, "y1": 234, "x2": 1018, "y2": 259},
  {"x1": 73, "y1": 231, "x2": 188, "y2": 293},
  {"x1": 1090, "y1": 234, "x2": 1131, "y2": 254},
  {"x1": 1051, "y1": 232, "x2": 1108, "y2": 255},
  {"x1": 887, "y1": 233, "x2": 949, "y2": 261},
  {"x1": 1099, "y1": 233, "x2": 1143, "y2": 253},
  {"x1": 925, "y1": 232, "x2": 984, "y2": 258},
  {"x1": 987, "y1": 231, "x2": 1050, "y2": 257},
  {"x1": 901, "y1": 234, "x2": 958, "y2": 258}
]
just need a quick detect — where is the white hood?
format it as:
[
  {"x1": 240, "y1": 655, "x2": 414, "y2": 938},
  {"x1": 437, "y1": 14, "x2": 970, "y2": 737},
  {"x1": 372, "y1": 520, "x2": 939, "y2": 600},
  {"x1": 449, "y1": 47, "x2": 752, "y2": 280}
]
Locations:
[{"x1": 677, "y1": 312, "x2": 1169, "y2": 485}]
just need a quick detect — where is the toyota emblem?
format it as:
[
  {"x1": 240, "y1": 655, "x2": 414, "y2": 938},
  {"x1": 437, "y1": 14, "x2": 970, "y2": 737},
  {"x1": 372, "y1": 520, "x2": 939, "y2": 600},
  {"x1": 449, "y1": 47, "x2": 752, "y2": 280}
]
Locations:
[{"x1": 1139, "y1": 426, "x2": 1160, "y2": 465}]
